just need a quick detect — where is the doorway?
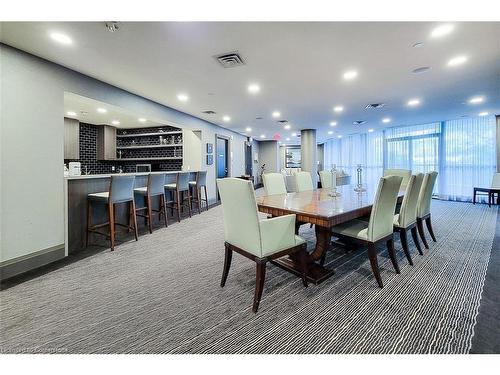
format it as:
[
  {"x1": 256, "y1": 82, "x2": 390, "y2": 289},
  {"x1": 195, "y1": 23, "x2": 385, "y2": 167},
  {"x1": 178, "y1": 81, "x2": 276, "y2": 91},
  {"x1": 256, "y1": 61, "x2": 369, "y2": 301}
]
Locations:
[{"x1": 215, "y1": 135, "x2": 230, "y2": 200}]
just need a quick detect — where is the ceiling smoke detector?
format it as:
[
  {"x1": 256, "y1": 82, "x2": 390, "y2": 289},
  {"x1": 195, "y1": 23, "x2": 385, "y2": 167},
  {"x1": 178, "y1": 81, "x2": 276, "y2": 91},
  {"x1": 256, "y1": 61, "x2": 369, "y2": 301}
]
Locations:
[
  {"x1": 365, "y1": 103, "x2": 385, "y2": 109},
  {"x1": 202, "y1": 110, "x2": 216, "y2": 115},
  {"x1": 105, "y1": 22, "x2": 120, "y2": 33},
  {"x1": 214, "y1": 52, "x2": 246, "y2": 68},
  {"x1": 353, "y1": 120, "x2": 366, "y2": 125}
]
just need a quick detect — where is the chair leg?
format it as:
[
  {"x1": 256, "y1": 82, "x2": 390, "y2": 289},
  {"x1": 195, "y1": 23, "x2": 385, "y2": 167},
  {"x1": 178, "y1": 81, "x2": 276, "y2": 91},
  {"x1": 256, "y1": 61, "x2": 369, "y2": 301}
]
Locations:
[
  {"x1": 417, "y1": 218, "x2": 429, "y2": 249},
  {"x1": 411, "y1": 226, "x2": 423, "y2": 255},
  {"x1": 186, "y1": 190, "x2": 192, "y2": 218},
  {"x1": 299, "y1": 245, "x2": 309, "y2": 287},
  {"x1": 387, "y1": 238, "x2": 401, "y2": 273},
  {"x1": 367, "y1": 243, "x2": 383, "y2": 288},
  {"x1": 253, "y1": 260, "x2": 267, "y2": 313},
  {"x1": 108, "y1": 203, "x2": 115, "y2": 251},
  {"x1": 220, "y1": 244, "x2": 233, "y2": 287},
  {"x1": 473, "y1": 190, "x2": 476, "y2": 205},
  {"x1": 204, "y1": 186, "x2": 209, "y2": 211},
  {"x1": 399, "y1": 229, "x2": 413, "y2": 266},
  {"x1": 176, "y1": 189, "x2": 181, "y2": 222},
  {"x1": 146, "y1": 195, "x2": 153, "y2": 234},
  {"x1": 425, "y1": 216, "x2": 437, "y2": 242},
  {"x1": 86, "y1": 200, "x2": 92, "y2": 247},
  {"x1": 160, "y1": 194, "x2": 168, "y2": 227},
  {"x1": 197, "y1": 187, "x2": 202, "y2": 215},
  {"x1": 131, "y1": 201, "x2": 139, "y2": 241}
]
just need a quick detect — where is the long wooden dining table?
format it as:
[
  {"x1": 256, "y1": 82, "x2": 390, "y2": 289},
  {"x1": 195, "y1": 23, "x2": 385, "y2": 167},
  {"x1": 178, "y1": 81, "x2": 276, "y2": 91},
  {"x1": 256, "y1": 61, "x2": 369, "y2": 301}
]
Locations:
[{"x1": 255, "y1": 184, "x2": 405, "y2": 285}]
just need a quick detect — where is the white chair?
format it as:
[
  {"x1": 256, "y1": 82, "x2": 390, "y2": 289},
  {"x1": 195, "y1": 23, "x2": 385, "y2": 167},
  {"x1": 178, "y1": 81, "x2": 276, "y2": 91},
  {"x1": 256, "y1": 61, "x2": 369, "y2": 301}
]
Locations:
[
  {"x1": 318, "y1": 170, "x2": 333, "y2": 189},
  {"x1": 393, "y1": 173, "x2": 424, "y2": 265},
  {"x1": 384, "y1": 169, "x2": 411, "y2": 188},
  {"x1": 295, "y1": 171, "x2": 314, "y2": 192},
  {"x1": 473, "y1": 173, "x2": 500, "y2": 207},
  {"x1": 331, "y1": 175, "x2": 403, "y2": 288},
  {"x1": 262, "y1": 173, "x2": 287, "y2": 195},
  {"x1": 217, "y1": 178, "x2": 308, "y2": 313},
  {"x1": 416, "y1": 171, "x2": 438, "y2": 249}
]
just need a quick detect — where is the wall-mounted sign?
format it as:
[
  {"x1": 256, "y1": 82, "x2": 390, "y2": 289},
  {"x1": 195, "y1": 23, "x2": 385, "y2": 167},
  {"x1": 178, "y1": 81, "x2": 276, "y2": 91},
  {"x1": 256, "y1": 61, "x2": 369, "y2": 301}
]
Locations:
[
  {"x1": 206, "y1": 143, "x2": 213, "y2": 154},
  {"x1": 206, "y1": 154, "x2": 214, "y2": 165}
]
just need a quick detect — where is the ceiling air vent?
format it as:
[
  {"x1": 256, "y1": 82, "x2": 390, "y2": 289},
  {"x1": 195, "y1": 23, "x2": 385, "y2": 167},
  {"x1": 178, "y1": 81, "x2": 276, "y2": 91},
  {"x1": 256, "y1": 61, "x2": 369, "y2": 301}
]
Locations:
[
  {"x1": 365, "y1": 103, "x2": 386, "y2": 109},
  {"x1": 353, "y1": 120, "x2": 366, "y2": 125},
  {"x1": 277, "y1": 120, "x2": 288, "y2": 124},
  {"x1": 255, "y1": 116, "x2": 263, "y2": 120},
  {"x1": 202, "y1": 110, "x2": 216, "y2": 115},
  {"x1": 214, "y1": 52, "x2": 245, "y2": 68}
]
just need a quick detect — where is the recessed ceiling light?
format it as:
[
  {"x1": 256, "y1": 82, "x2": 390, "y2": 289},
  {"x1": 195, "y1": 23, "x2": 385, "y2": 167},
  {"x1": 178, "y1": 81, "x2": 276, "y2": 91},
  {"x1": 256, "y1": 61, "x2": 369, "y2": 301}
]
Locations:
[
  {"x1": 286, "y1": 137, "x2": 290, "y2": 141},
  {"x1": 368, "y1": 128, "x2": 375, "y2": 133},
  {"x1": 407, "y1": 98, "x2": 421, "y2": 107},
  {"x1": 111, "y1": 120, "x2": 120, "y2": 125},
  {"x1": 97, "y1": 108, "x2": 107, "y2": 113},
  {"x1": 260, "y1": 134, "x2": 266, "y2": 139},
  {"x1": 343, "y1": 70, "x2": 358, "y2": 80},
  {"x1": 328, "y1": 131, "x2": 334, "y2": 135},
  {"x1": 478, "y1": 112, "x2": 489, "y2": 116},
  {"x1": 248, "y1": 84, "x2": 260, "y2": 94},
  {"x1": 430, "y1": 24, "x2": 455, "y2": 38},
  {"x1": 333, "y1": 106, "x2": 344, "y2": 113},
  {"x1": 66, "y1": 111, "x2": 77, "y2": 116},
  {"x1": 138, "y1": 118, "x2": 147, "y2": 123},
  {"x1": 447, "y1": 55, "x2": 467, "y2": 67},
  {"x1": 272, "y1": 111, "x2": 281, "y2": 118},
  {"x1": 291, "y1": 132, "x2": 297, "y2": 137},
  {"x1": 468, "y1": 96, "x2": 484, "y2": 104},
  {"x1": 337, "y1": 135, "x2": 343, "y2": 139},
  {"x1": 382, "y1": 117, "x2": 391, "y2": 123},
  {"x1": 177, "y1": 93, "x2": 189, "y2": 102},
  {"x1": 330, "y1": 121, "x2": 337, "y2": 127},
  {"x1": 284, "y1": 124, "x2": 291, "y2": 130},
  {"x1": 49, "y1": 32, "x2": 72, "y2": 45},
  {"x1": 245, "y1": 127, "x2": 252, "y2": 132},
  {"x1": 222, "y1": 115, "x2": 231, "y2": 122}
]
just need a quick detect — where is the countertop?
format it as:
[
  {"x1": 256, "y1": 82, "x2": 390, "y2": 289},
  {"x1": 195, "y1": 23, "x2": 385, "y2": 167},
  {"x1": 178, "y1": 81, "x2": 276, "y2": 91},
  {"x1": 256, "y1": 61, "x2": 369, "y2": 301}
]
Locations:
[{"x1": 65, "y1": 170, "x2": 194, "y2": 180}]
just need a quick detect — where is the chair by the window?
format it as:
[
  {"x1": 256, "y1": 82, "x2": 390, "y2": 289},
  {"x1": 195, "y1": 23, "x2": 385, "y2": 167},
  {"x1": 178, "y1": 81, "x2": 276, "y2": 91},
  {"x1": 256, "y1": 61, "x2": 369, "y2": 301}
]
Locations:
[
  {"x1": 393, "y1": 173, "x2": 424, "y2": 265},
  {"x1": 295, "y1": 171, "x2": 314, "y2": 192},
  {"x1": 217, "y1": 178, "x2": 308, "y2": 313},
  {"x1": 318, "y1": 170, "x2": 333, "y2": 189},
  {"x1": 331, "y1": 175, "x2": 403, "y2": 288},
  {"x1": 262, "y1": 173, "x2": 287, "y2": 195},
  {"x1": 416, "y1": 171, "x2": 438, "y2": 249},
  {"x1": 384, "y1": 169, "x2": 411, "y2": 188},
  {"x1": 473, "y1": 172, "x2": 500, "y2": 207}
]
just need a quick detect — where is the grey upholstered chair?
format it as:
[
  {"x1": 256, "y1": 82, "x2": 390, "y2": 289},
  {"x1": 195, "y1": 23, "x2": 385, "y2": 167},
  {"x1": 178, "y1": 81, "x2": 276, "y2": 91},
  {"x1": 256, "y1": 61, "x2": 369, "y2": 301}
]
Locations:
[
  {"x1": 318, "y1": 170, "x2": 333, "y2": 189},
  {"x1": 393, "y1": 173, "x2": 424, "y2": 265},
  {"x1": 189, "y1": 171, "x2": 208, "y2": 214},
  {"x1": 217, "y1": 178, "x2": 308, "y2": 313},
  {"x1": 416, "y1": 171, "x2": 438, "y2": 249},
  {"x1": 331, "y1": 175, "x2": 403, "y2": 288},
  {"x1": 262, "y1": 172, "x2": 287, "y2": 195},
  {"x1": 295, "y1": 171, "x2": 314, "y2": 192},
  {"x1": 134, "y1": 173, "x2": 168, "y2": 233},
  {"x1": 87, "y1": 175, "x2": 138, "y2": 251},
  {"x1": 384, "y1": 169, "x2": 411, "y2": 188},
  {"x1": 165, "y1": 172, "x2": 192, "y2": 222}
]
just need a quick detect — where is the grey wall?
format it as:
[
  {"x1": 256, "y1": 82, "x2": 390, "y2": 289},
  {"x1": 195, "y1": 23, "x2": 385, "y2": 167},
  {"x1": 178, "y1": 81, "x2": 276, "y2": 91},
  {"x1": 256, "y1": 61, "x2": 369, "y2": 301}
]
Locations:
[
  {"x1": 0, "y1": 44, "x2": 247, "y2": 264},
  {"x1": 258, "y1": 141, "x2": 279, "y2": 176},
  {"x1": 497, "y1": 115, "x2": 500, "y2": 173},
  {"x1": 317, "y1": 143, "x2": 324, "y2": 171}
]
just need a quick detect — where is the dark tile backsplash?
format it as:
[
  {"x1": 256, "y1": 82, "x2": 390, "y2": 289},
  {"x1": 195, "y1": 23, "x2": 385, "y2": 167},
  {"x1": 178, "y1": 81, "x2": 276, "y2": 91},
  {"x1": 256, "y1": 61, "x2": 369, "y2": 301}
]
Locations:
[{"x1": 64, "y1": 123, "x2": 183, "y2": 174}]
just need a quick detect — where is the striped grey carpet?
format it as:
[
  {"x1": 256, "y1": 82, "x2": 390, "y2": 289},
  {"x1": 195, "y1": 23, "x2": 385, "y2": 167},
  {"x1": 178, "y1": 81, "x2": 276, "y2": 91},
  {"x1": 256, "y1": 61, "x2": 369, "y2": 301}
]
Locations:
[{"x1": 0, "y1": 200, "x2": 497, "y2": 354}]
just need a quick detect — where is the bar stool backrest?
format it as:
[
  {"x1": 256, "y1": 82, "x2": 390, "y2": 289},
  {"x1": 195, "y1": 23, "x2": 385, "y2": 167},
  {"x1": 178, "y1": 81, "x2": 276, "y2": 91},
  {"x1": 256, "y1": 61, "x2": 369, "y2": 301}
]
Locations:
[
  {"x1": 196, "y1": 171, "x2": 207, "y2": 187},
  {"x1": 177, "y1": 172, "x2": 191, "y2": 191},
  {"x1": 110, "y1": 175, "x2": 136, "y2": 203},
  {"x1": 148, "y1": 173, "x2": 166, "y2": 196}
]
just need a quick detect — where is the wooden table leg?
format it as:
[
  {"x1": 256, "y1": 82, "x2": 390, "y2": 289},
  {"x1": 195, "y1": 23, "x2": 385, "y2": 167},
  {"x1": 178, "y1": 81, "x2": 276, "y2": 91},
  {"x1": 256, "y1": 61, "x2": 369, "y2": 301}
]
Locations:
[{"x1": 310, "y1": 225, "x2": 332, "y2": 261}]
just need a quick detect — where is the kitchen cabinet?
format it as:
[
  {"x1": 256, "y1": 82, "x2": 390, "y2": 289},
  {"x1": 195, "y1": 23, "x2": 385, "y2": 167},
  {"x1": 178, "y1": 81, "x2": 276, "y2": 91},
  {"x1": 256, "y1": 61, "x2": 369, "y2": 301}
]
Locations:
[
  {"x1": 64, "y1": 117, "x2": 80, "y2": 159},
  {"x1": 97, "y1": 125, "x2": 117, "y2": 160}
]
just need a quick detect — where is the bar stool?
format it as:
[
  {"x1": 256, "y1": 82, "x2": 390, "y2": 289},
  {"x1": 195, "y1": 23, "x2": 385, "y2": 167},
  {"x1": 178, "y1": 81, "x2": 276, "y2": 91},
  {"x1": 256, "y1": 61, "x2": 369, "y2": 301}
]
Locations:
[
  {"x1": 165, "y1": 172, "x2": 192, "y2": 222},
  {"x1": 134, "y1": 173, "x2": 168, "y2": 233},
  {"x1": 189, "y1": 171, "x2": 209, "y2": 214},
  {"x1": 86, "y1": 175, "x2": 138, "y2": 251}
]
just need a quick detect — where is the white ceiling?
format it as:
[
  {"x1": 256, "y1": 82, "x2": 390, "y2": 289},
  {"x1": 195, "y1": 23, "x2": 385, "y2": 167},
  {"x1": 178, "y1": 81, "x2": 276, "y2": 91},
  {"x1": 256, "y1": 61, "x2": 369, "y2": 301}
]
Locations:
[{"x1": 2, "y1": 22, "x2": 499, "y2": 144}]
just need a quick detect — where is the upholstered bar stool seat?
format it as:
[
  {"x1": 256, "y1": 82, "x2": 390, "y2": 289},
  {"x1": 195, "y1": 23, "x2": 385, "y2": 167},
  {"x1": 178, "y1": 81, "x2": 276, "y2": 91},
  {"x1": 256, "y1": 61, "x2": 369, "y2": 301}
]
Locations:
[
  {"x1": 134, "y1": 173, "x2": 168, "y2": 233},
  {"x1": 165, "y1": 172, "x2": 192, "y2": 222},
  {"x1": 133, "y1": 187, "x2": 148, "y2": 194},
  {"x1": 88, "y1": 192, "x2": 110, "y2": 201},
  {"x1": 164, "y1": 183, "x2": 177, "y2": 190}
]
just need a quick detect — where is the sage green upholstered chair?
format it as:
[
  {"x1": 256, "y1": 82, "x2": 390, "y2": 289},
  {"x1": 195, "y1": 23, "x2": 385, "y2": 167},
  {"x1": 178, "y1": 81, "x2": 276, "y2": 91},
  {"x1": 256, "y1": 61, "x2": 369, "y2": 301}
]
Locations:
[
  {"x1": 217, "y1": 178, "x2": 308, "y2": 313},
  {"x1": 384, "y1": 169, "x2": 411, "y2": 188},
  {"x1": 393, "y1": 173, "x2": 424, "y2": 265},
  {"x1": 416, "y1": 171, "x2": 438, "y2": 249},
  {"x1": 319, "y1": 170, "x2": 333, "y2": 189},
  {"x1": 262, "y1": 172, "x2": 287, "y2": 195},
  {"x1": 295, "y1": 171, "x2": 314, "y2": 192},
  {"x1": 331, "y1": 175, "x2": 403, "y2": 288}
]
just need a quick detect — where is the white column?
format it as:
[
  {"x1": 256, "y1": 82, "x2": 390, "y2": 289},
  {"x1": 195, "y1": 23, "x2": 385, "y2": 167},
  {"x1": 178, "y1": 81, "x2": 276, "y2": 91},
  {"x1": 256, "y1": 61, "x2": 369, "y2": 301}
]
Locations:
[{"x1": 301, "y1": 129, "x2": 318, "y2": 186}]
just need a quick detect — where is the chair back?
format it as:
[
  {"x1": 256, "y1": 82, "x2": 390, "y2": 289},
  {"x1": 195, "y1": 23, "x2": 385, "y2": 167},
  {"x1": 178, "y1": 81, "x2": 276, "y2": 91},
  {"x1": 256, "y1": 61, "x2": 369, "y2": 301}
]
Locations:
[
  {"x1": 196, "y1": 171, "x2": 207, "y2": 187},
  {"x1": 367, "y1": 175, "x2": 403, "y2": 242},
  {"x1": 147, "y1": 173, "x2": 166, "y2": 196},
  {"x1": 319, "y1": 170, "x2": 333, "y2": 189},
  {"x1": 383, "y1": 169, "x2": 411, "y2": 188},
  {"x1": 176, "y1": 172, "x2": 191, "y2": 191},
  {"x1": 295, "y1": 171, "x2": 314, "y2": 192},
  {"x1": 491, "y1": 173, "x2": 500, "y2": 189},
  {"x1": 398, "y1": 173, "x2": 424, "y2": 228},
  {"x1": 217, "y1": 178, "x2": 262, "y2": 256},
  {"x1": 417, "y1": 171, "x2": 438, "y2": 218},
  {"x1": 109, "y1": 175, "x2": 136, "y2": 204},
  {"x1": 262, "y1": 173, "x2": 287, "y2": 195}
]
